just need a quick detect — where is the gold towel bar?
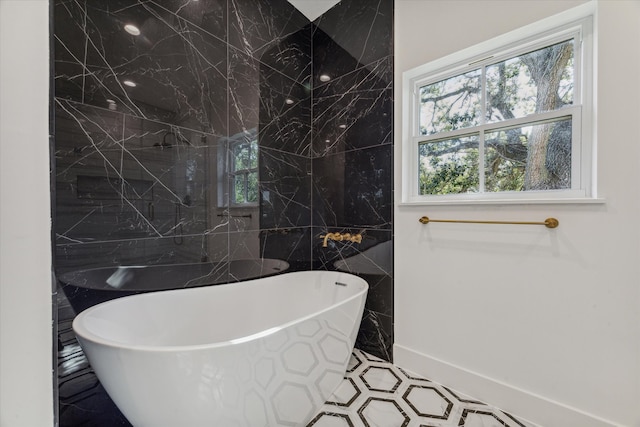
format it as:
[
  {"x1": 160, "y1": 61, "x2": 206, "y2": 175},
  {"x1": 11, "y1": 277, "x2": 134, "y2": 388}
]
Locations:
[{"x1": 418, "y1": 216, "x2": 559, "y2": 229}]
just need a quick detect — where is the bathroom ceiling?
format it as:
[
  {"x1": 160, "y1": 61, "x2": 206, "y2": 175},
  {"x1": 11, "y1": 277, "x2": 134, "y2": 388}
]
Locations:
[{"x1": 287, "y1": 0, "x2": 341, "y2": 21}]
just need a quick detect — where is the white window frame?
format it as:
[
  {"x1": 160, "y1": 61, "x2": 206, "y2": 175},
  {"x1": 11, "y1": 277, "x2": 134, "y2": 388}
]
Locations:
[{"x1": 401, "y1": 3, "x2": 599, "y2": 205}]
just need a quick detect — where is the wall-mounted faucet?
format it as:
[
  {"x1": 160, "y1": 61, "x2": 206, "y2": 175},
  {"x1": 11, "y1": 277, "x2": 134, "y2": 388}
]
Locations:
[{"x1": 321, "y1": 232, "x2": 362, "y2": 247}]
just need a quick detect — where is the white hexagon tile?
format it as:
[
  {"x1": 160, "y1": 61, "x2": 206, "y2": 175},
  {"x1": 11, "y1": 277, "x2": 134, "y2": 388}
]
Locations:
[{"x1": 307, "y1": 349, "x2": 539, "y2": 427}]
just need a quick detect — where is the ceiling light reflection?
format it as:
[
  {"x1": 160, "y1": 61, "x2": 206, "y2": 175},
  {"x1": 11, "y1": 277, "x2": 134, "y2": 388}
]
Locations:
[{"x1": 124, "y1": 24, "x2": 141, "y2": 36}]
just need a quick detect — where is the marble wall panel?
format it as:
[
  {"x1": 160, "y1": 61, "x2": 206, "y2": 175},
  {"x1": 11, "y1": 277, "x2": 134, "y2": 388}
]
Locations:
[
  {"x1": 228, "y1": 48, "x2": 260, "y2": 137},
  {"x1": 229, "y1": 48, "x2": 311, "y2": 155},
  {"x1": 54, "y1": 0, "x2": 228, "y2": 133},
  {"x1": 56, "y1": 232, "x2": 227, "y2": 275},
  {"x1": 313, "y1": 58, "x2": 392, "y2": 157},
  {"x1": 156, "y1": 0, "x2": 227, "y2": 41},
  {"x1": 313, "y1": 0, "x2": 393, "y2": 81},
  {"x1": 228, "y1": 230, "x2": 261, "y2": 261},
  {"x1": 311, "y1": 0, "x2": 394, "y2": 361},
  {"x1": 259, "y1": 227, "x2": 312, "y2": 272},
  {"x1": 229, "y1": 0, "x2": 310, "y2": 83},
  {"x1": 260, "y1": 24, "x2": 312, "y2": 86},
  {"x1": 312, "y1": 145, "x2": 392, "y2": 229},
  {"x1": 358, "y1": 310, "x2": 393, "y2": 361},
  {"x1": 54, "y1": 0, "x2": 315, "y2": 280},
  {"x1": 259, "y1": 148, "x2": 311, "y2": 229},
  {"x1": 55, "y1": 100, "x2": 217, "y2": 244},
  {"x1": 259, "y1": 62, "x2": 312, "y2": 156}
]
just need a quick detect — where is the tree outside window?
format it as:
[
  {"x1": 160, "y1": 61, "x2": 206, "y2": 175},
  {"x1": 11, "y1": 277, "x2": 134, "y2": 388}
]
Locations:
[{"x1": 418, "y1": 39, "x2": 575, "y2": 196}]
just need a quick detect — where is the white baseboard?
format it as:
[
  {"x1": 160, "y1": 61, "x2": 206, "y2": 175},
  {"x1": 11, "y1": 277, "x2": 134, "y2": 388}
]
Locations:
[{"x1": 393, "y1": 344, "x2": 619, "y2": 427}]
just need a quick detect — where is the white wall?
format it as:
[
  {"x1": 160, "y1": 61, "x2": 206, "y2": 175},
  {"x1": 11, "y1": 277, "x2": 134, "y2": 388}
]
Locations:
[
  {"x1": 394, "y1": 1, "x2": 640, "y2": 426},
  {"x1": 0, "y1": 1, "x2": 54, "y2": 426}
]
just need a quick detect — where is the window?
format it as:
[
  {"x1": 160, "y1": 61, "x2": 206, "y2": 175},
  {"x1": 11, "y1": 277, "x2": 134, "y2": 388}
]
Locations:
[
  {"x1": 229, "y1": 137, "x2": 258, "y2": 205},
  {"x1": 402, "y1": 5, "x2": 595, "y2": 204}
]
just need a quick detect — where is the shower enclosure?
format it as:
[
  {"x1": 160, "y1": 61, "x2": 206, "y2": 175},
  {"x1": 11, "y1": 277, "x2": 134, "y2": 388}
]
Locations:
[{"x1": 53, "y1": 0, "x2": 393, "y2": 425}]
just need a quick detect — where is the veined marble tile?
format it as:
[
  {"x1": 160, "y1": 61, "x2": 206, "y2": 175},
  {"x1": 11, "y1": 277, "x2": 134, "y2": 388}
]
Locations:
[
  {"x1": 55, "y1": 0, "x2": 228, "y2": 132},
  {"x1": 229, "y1": 0, "x2": 310, "y2": 83},
  {"x1": 229, "y1": 48, "x2": 312, "y2": 156},
  {"x1": 154, "y1": 0, "x2": 227, "y2": 41},
  {"x1": 313, "y1": 145, "x2": 392, "y2": 230},
  {"x1": 313, "y1": 0, "x2": 393, "y2": 82},
  {"x1": 259, "y1": 148, "x2": 312, "y2": 229}
]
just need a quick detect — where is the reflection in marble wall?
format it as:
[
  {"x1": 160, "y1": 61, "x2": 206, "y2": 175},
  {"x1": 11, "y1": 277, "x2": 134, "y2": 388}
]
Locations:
[
  {"x1": 311, "y1": 0, "x2": 394, "y2": 361},
  {"x1": 54, "y1": 0, "x2": 312, "y2": 275}
]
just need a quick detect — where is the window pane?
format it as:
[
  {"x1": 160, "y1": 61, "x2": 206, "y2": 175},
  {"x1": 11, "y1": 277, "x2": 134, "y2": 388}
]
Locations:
[
  {"x1": 419, "y1": 70, "x2": 482, "y2": 135},
  {"x1": 419, "y1": 135, "x2": 479, "y2": 195},
  {"x1": 485, "y1": 117, "x2": 572, "y2": 192},
  {"x1": 249, "y1": 140, "x2": 258, "y2": 169},
  {"x1": 486, "y1": 39, "x2": 574, "y2": 123},
  {"x1": 233, "y1": 174, "x2": 246, "y2": 203},
  {"x1": 247, "y1": 172, "x2": 258, "y2": 203},
  {"x1": 233, "y1": 143, "x2": 249, "y2": 171}
]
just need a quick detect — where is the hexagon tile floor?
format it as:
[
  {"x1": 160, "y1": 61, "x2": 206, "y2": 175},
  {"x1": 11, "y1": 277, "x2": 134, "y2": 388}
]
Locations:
[{"x1": 309, "y1": 349, "x2": 537, "y2": 427}]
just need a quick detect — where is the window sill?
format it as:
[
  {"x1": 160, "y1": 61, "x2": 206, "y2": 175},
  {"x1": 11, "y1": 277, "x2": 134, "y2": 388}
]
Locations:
[
  {"x1": 398, "y1": 197, "x2": 606, "y2": 207},
  {"x1": 228, "y1": 204, "x2": 258, "y2": 209}
]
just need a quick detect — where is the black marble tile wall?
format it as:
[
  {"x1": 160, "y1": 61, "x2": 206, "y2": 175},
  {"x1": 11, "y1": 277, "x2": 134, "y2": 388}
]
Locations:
[
  {"x1": 54, "y1": 0, "x2": 312, "y2": 276},
  {"x1": 313, "y1": 0, "x2": 394, "y2": 82},
  {"x1": 311, "y1": 0, "x2": 394, "y2": 362}
]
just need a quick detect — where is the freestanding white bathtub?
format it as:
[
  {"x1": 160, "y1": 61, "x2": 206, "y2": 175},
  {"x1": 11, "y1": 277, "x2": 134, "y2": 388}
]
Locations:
[{"x1": 72, "y1": 270, "x2": 368, "y2": 427}]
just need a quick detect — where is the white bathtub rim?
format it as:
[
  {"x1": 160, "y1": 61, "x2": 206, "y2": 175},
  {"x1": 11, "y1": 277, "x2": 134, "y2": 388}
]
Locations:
[{"x1": 72, "y1": 270, "x2": 368, "y2": 353}]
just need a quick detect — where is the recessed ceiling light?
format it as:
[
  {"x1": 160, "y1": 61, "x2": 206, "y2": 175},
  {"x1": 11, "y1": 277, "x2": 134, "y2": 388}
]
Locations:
[
  {"x1": 124, "y1": 24, "x2": 141, "y2": 36},
  {"x1": 285, "y1": 98, "x2": 294, "y2": 105},
  {"x1": 319, "y1": 74, "x2": 331, "y2": 82},
  {"x1": 325, "y1": 139, "x2": 330, "y2": 143},
  {"x1": 123, "y1": 79, "x2": 137, "y2": 87},
  {"x1": 338, "y1": 124, "x2": 347, "y2": 129}
]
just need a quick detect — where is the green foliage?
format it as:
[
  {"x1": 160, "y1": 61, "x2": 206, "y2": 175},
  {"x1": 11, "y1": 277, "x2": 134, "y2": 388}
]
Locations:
[{"x1": 419, "y1": 147, "x2": 479, "y2": 195}]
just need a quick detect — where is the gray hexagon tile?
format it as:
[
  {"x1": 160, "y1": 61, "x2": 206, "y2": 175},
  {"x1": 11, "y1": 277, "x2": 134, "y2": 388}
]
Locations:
[{"x1": 309, "y1": 349, "x2": 539, "y2": 427}]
